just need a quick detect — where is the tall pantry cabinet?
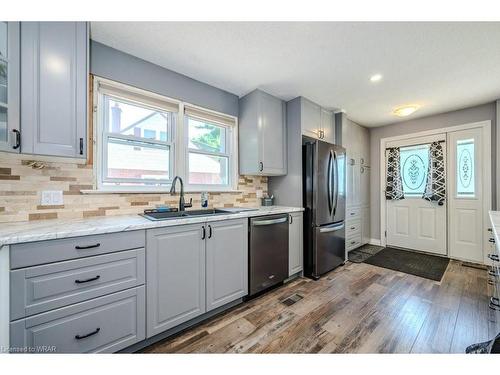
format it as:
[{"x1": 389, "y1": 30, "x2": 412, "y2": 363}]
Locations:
[{"x1": 336, "y1": 113, "x2": 371, "y2": 254}]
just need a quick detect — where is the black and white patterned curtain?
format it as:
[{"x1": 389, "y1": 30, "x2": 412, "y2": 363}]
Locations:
[
  {"x1": 385, "y1": 147, "x2": 404, "y2": 200},
  {"x1": 423, "y1": 141, "x2": 446, "y2": 205}
]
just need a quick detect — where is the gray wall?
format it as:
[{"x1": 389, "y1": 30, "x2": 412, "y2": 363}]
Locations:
[
  {"x1": 370, "y1": 102, "x2": 497, "y2": 241},
  {"x1": 90, "y1": 41, "x2": 239, "y2": 117}
]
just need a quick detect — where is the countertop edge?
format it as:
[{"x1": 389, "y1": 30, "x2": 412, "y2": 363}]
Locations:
[{"x1": 0, "y1": 206, "x2": 305, "y2": 246}]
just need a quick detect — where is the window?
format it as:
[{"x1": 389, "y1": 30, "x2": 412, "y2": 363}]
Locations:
[
  {"x1": 185, "y1": 106, "x2": 235, "y2": 188},
  {"x1": 399, "y1": 144, "x2": 430, "y2": 196},
  {"x1": 96, "y1": 79, "x2": 178, "y2": 190},
  {"x1": 95, "y1": 78, "x2": 237, "y2": 192},
  {"x1": 456, "y1": 138, "x2": 475, "y2": 197}
]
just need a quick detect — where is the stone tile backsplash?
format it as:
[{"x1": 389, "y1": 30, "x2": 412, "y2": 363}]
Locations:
[{"x1": 0, "y1": 153, "x2": 267, "y2": 223}]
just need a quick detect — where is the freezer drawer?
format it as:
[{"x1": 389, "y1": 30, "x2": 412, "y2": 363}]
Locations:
[
  {"x1": 312, "y1": 222, "x2": 345, "y2": 277},
  {"x1": 10, "y1": 287, "x2": 145, "y2": 353}
]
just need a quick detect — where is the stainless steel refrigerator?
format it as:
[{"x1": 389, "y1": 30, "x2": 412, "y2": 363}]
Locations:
[{"x1": 303, "y1": 137, "x2": 346, "y2": 279}]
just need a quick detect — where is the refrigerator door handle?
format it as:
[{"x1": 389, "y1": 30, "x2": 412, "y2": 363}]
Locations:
[
  {"x1": 327, "y1": 150, "x2": 333, "y2": 215},
  {"x1": 333, "y1": 150, "x2": 339, "y2": 216},
  {"x1": 319, "y1": 222, "x2": 345, "y2": 233}
]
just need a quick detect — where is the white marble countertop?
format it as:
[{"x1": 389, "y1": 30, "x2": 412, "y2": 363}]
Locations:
[
  {"x1": 0, "y1": 206, "x2": 304, "y2": 246},
  {"x1": 489, "y1": 211, "x2": 500, "y2": 247}
]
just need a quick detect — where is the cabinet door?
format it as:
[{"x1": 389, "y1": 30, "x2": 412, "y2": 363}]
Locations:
[
  {"x1": 261, "y1": 92, "x2": 286, "y2": 175},
  {"x1": 346, "y1": 155, "x2": 355, "y2": 207},
  {"x1": 361, "y1": 206, "x2": 370, "y2": 245},
  {"x1": 320, "y1": 108, "x2": 335, "y2": 144},
  {"x1": 146, "y1": 224, "x2": 206, "y2": 338},
  {"x1": 301, "y1": 98, "x2": 321, "y2": 139},
  {"x1": 206, "y1": 218, "x2": 248, "y2": 311},
  {"x1": 21, "y1": 22, "x2": 87, "y2": 158},
  {"x1": 0, "y1": 22, "x2": 20, "y2": 153},
  {"x1": 288, "y1": 212, "x2": 303, "y2": 276}
]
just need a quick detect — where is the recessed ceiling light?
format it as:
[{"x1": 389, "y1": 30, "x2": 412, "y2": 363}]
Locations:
[
  {"x1": 392, "y1": 104, "x2": 420, "y2": 117},
  {"x1": 370, "y1": 74, "x2": 383, "y2": 83}
]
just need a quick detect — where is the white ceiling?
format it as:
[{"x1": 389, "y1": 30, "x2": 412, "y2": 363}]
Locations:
[{"x1": 90, "y1": 22, "x2": 500, "y2": 127}]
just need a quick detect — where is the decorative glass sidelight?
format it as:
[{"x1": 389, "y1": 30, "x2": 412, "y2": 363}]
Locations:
[
  {"x1": 399, "y1": 144, "x2": 429, "y2": 196},
  {"x1": 456, "y1": 138, "x2": 475, "y2": 197}
]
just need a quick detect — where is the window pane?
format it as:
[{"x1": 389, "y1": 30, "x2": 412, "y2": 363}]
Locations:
[
  {"x1": 106, "y1": 96, "x2": 173, "y2": 141},
  {"x1": 399, "y1": 145, "x2": 429, "y2": 196},
  {"x1": 0, "y1": 61, "x2": 6, "y2": 104},
  {"x1": 0, "y1": 22, "x2": 7, "y2": 59},
  {"x1": 188, "y1": 152, "x2": 228, "y2": 185},
  {"x1": 106, "y1": 138, "x2": 170, "y2": 181},
  {"x1": 188, "y1": 117, "x2": 226, "y2": 153},
  {"x1": 0, "y1": 106, "x2": 7, "y2": 143},
  {"x1": 456, "y1": 139, "x2": 475, "y2": 197}
]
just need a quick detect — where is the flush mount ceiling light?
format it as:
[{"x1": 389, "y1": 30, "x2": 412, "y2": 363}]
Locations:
[
  {"x1": 392, "y1": 104, "x2": 420, "y2": 117},
  {"x1": 370, "y1": 74, "x2": 383, "y2": 83}
]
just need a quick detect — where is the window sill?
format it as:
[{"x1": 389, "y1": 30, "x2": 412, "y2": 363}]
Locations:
[{"x1": 80, "y1": 189, "x2": 244, "y2": 195}]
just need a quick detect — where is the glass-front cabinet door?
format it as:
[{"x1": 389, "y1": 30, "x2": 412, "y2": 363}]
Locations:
[{"x1": 0, "y1": 22, "x2": 20, "y2": 153}]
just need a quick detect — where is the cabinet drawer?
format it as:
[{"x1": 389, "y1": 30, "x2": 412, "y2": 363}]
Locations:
[
  {"x1": 346, "y1": 219, "x2": 361, "y2": 236},
  {"x1": 10, "y1": 230, "x2": 145, "y2": 269},
  {"x1": 347, "y1": 207, "x2": 361, "y2": 220},
  {"x1": 10, "y1": 286, "x2": 145, "y2": 353},
  {"x1": 346, "y1": 233, "x2": 362, "y2": 251},
  {"x1": 10, "y1": 249, "x2": 145, "y2": 320}
]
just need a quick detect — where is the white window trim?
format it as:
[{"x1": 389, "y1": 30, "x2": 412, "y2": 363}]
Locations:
[{"x1": 93, "y1": 76, "x2": 239, "y2": 193}]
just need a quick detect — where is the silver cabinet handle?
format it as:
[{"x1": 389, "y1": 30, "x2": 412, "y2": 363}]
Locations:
[{"x1": 252, "y1": 217, "x2": 288, "y2": 226}]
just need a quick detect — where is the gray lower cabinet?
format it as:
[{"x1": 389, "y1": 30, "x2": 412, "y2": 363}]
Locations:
[
  {"x1": 10, "y1": 286, "x2": 145, "y2": 353},
  {"x1": 206, "y1": 219, "x2": 248, "y2": 311},
  {"x1": 146, "y1": 224, "x2": 206, "y2": 338},
  {"x1": 288, "y1": 212, "x2": 303, "y2": 276},
  {"x1": 20, "y1": 22, "x2": 88, "y2": 158},
  {"x1": 10, "y1": 248, "x2": 145, "y2": 320}
]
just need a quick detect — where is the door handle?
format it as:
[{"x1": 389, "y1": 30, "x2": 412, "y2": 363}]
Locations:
[
  {"x1": 208, "y1": 225, "x2": 212, "y2": 239},
  {"x1": 201, "y1": 225, "x2": 206, "y2": 240},
  {"x1": 319, "y1": 223, "x2": 345, "y2": 233},
  {"x1": 333, "y1": 150, "x2": 339, "y2": 217},
  {"x1": 327, "y1": 150, "x2": 333, "y2": 215},
  {"x1": 259, "y1": 162, "x2": 264, "y2": 172},
  {"x1": 289, "y1": 214, "x2": 293, "y2": 224},
  {"x1": 12, "y1": 129, "x2": 21, "y2": 150}
]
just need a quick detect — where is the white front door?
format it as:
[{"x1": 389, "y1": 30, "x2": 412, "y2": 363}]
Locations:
[
  {"x1": 448, "y1": 128, "x2": 484, "y2": 263},
  {"x1": 386, "y1": 135, "x2": 447, "y2": 255}
]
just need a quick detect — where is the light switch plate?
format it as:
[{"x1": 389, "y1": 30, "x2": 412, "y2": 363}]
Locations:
[{"x1": 40, "y1": 191, "x2": 63, "y2": 206}]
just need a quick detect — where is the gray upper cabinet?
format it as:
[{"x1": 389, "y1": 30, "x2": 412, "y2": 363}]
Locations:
[
  {"x1": 320, "y1": 108, "x2": 335, "y2": 144},
  {"x1": 239, "y1": 89, "x2": 287, "y2": 176},
  {"x1": 206, "y1": 218, "x2": 248, "y2": 312},
  {"x1": 146, "y1": 224, "x2": 206, "y2": 338},
  {"x1": 301, "y1": 97, "x2": 321, "y2": 139},
  {"x1": 0, "y1": 22, "x2": 20, "y2": 153},
  {"x1": 20, "y1": 22, "x2": 88, "y2": 158}
]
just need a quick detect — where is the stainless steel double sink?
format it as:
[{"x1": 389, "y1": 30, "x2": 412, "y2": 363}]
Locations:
[{"x1": 141, "y1": 208, "x2": 235, "y2": 221}]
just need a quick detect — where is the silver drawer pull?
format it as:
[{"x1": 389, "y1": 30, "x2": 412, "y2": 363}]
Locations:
[
  {"x1": 489, "y1": 301, "x2": 500, "y2": 311},
  {"x1": 350, "y1": 226, "x2": 356, "y2": 230},
  {"x1": 75, "y1": 327, "x2": 100, "y2": 340},
  {"x1": 488, "y1": 270, "x2": 499, "y2": 278},
  {"x1": 489, "y1": 238, "x2": 496, "y2": 243},
  {"x1": 488, "y1": 254, "x2": 499, "y2": 262},
  {"x1": 75, "y1": 275, "x2": 100, "y2": 284}
]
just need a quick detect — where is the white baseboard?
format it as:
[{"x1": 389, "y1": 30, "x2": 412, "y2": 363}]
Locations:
[{"x1": 368, "y1": 238, "x2": 382, "y2": 246}]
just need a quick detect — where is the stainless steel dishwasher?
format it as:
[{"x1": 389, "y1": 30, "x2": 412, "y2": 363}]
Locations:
[{"x1": 248, "y1": 214, "x2": 289, "y2": 296}]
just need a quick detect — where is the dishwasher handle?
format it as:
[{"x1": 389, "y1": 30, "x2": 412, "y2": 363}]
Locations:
[{"x1": 252, "y1": 217, "x2": 288, "y2": 226}]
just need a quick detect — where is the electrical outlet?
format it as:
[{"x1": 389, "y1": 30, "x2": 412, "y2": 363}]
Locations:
[{"x1": 40, "y1": 191, "x2": 63, "y2": 206}]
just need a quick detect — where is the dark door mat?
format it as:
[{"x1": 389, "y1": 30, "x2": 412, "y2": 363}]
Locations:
[
  {"x1": 348, "y1": 244, "x2": 384, "y2": 263},
  {"x1": 363, "y1": 247, "x2": 450, "y2": 281}
]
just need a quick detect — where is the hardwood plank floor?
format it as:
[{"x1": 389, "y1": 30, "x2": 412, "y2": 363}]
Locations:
[{"x1": 142, "y1": 260, "x2": 499, "y2": 354}]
